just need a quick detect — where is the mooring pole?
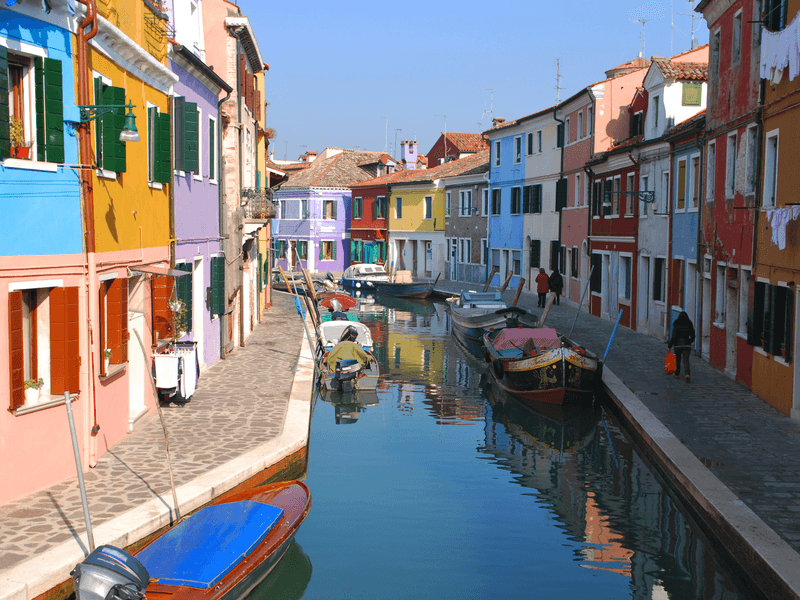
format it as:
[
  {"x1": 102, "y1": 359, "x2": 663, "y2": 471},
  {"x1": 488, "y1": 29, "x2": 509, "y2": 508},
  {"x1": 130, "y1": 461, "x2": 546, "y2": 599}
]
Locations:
[
  {"x1": 568, "y1": 265, "x2": 595, "y2": 339},
  {"x1": 603, "y1": 310, "x2": 625, "y2": 363},
  {"x1": 64, "y1": 391, "x2": 95, "y2": 552}
]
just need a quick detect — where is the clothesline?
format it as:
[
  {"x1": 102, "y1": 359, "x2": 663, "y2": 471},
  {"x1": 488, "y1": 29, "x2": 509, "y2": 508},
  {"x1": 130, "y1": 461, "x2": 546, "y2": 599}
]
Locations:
[
  {"x1": 765, "y1": 206, "x2": 800, "y2": 250},
  {"x1": 761, "y1": 12, "x2": 800, "y2": 84}
]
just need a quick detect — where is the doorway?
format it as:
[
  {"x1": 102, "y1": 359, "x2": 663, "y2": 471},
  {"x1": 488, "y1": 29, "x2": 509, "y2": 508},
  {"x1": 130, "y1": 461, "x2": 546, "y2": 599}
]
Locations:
[
  {"x1": 193, "y1": 258, "x2": 204, "y2": 370},
  {"x1": 702, "y1": 271, "x2": 711, "y2": 358},
  {"x1": 725, "y1": 271, "x2": 738, "y2": 375},
  {"x1": 128, "y1": 275, "x2": 147, "y2": 429},
  {"x1": 638, "y1": 256, "x2": 650, "y2": 332}
]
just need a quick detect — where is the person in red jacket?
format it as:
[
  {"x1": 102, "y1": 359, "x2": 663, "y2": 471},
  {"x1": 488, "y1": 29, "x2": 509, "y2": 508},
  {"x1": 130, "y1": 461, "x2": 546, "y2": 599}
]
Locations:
[{"x1": 535, "y1": 268, "x2": 549, "y2": 308}]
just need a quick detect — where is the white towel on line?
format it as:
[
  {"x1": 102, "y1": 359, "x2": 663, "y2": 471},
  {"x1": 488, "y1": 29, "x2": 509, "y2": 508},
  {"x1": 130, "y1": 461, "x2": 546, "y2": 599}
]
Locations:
[{"x1": 154, "y1": 355, "x2": 180, "y2": 389}]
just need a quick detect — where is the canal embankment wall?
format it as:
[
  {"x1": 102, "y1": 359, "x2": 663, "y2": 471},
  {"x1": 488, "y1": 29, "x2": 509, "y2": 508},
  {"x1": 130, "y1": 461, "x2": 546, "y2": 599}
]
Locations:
[{"x1": 0, "y1": 294, "x2": 316, "y2": 600}]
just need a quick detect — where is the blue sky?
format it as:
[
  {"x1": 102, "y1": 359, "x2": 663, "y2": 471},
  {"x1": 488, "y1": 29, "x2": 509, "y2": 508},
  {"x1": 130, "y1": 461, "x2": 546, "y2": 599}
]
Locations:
[{"x1": 245, "y1": 0, "x2": 709, "y2": 162}]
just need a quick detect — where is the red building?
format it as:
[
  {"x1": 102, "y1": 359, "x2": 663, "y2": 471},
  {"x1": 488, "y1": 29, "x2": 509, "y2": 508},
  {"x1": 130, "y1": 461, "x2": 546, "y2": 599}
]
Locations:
[
  {"x1": 426, "y1": 132, "x2": 487, "y2": 167},
  {"x1": 696, "y1": 0, "x2": 761, "y2": 384}
]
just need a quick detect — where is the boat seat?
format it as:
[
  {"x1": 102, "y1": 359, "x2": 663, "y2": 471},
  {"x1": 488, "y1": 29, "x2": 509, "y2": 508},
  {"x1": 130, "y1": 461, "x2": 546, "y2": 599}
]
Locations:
[{"x1": 331, "y1": 311, "x2": 349, "y2": 321}]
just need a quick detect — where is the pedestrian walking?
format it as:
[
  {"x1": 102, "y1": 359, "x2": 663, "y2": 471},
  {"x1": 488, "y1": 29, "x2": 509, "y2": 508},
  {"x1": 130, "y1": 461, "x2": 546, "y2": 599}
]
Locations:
[
  {"x1": 549, "y1": 269, "x2": 563, "y2": 305},
  {"x1": 535, "y1": 268, "x2": 549, "y2": 308},
  {"x1": 667, "y1": 311, "x2": 696, "y2": 383}
]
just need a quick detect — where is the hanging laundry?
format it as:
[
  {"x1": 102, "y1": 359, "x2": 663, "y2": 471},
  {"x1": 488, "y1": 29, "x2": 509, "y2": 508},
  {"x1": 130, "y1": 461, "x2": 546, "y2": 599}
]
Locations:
[
  {"x1": 154, "y1": 355, "x2": 180, "y2": 389},
  {"x1": 765, "y1": 206, "x2": 800, "y2": 250},
  {"x1": 761, "y1": 12, "x2": 800, "y2": 83}
]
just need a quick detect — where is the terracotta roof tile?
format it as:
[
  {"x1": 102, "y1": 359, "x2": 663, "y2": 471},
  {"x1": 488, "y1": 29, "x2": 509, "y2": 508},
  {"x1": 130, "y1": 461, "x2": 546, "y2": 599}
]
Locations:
[
  {"x1": 652, "y1": 58, "x2": 708, "y2": 81},
  {"x1": 282, "y1": 150, "x2": 392, "y2": 188},
  {"x1": 442, "y1": 132, "x2": 488, "y2": 153},
  {"x1": 352, "y1": 150, "x2": 490, "y2": 188}
]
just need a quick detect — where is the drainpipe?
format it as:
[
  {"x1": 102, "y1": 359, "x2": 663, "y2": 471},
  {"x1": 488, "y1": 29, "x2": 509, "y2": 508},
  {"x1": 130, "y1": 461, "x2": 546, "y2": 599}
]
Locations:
[
  {"x1": 76, "y1": 0, "x2": 99, "y2": 467},
  {"x1": 666, "y1": 144, "x2": 675, "y2": 340},
  {"x1": 218, "y1": 87, "x2": 232, "y2": 358},
  {"x1": 236, "y1": 46, "x2": 245, "y2": 348},
  {"x1": 553, "y1": 107, "x2": 565, "y2": 274},
  {"x1": 584, "y1": 165, "x2": 595, "y2": 314},
  {"x1": 751, "y1": 77, "x2": 766, "y2": 321}
]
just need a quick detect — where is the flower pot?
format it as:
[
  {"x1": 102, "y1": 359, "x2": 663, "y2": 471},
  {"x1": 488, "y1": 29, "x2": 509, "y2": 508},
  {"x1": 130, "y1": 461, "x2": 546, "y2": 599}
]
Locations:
[
  {"x1": 24, "y1": 387, "x2": 40, "y2": 407},
  {"x1": 13, "y1": 146, "x2": 31, "y2": 159}
]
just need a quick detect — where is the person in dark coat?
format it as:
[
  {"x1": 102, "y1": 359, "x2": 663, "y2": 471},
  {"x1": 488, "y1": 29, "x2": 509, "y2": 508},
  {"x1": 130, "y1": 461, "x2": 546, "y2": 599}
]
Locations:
[
  {"x1": 667, "y1": 311, "x2": 696, "y2": 382},
  {"x1": 535, "y1": 268, "x2": 549, "y2": 308},
  {"x1": 549, "y1": 270, "x2": 563, "y2": 305}
]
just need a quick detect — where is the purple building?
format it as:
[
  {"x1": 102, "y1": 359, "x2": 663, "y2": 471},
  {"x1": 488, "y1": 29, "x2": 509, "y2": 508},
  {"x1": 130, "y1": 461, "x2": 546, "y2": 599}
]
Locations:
[
  {"x1": 273, "y1": 149, "x2": 397, "y2": 274},
  {"x1": 169, "y1": 45, "x2": 232, "y2": 370}
]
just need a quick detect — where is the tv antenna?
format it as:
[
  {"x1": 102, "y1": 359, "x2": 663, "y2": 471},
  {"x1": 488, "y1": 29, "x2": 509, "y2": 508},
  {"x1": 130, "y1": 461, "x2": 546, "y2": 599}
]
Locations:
[
  {"x1": 379, "y1": 116, "x2": 389, "y2": 152},
  {"x1": 554, "y1": 59, "x2": 564, "y2": 103},
  {"x1": 480, "y1": 88, "x2": 493, "y2": 127},
  {"x1": 629, "y1": 2, "x2": 667, "y2": 58},
  {"x1": 284, "y1": 141, "x2": 288, "y2": 160},
  {"x1": 394, "y1": 129, "x2": 402, "y2": 160},
  {"x1": 677, "y1": 0, "x2": 701, "y2": 50}
]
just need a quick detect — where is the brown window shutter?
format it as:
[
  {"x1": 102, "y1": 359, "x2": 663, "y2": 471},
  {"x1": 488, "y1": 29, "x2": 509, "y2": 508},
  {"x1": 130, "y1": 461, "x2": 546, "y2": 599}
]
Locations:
[
  {"x1": 106, "y1": 278, "x2": 123, "y2": 363},
  {"x1": 99, "y1": 283, "x2": 106, "y2": 376},
  {"x1": 239, "y1": 54, "x2": 246, "y2": 98},
  {"x1": 152, "y1": 275, "x2": 174, "y2": 343},
  {"x1": 253, "y1": 77, "x2": 260, "y2": 121},
  {"x1": 66, "y1": 287, "x2": 80, "y2": 393},
  {"x1": 120, "y1": 281, "x2": 128, "y2": 364},
  {"x1": 50, "y1": 286, "x2": 66, "y2": 396},
  {"x1": 8, "y1": 291, "x2": 24, "y2": 410}
]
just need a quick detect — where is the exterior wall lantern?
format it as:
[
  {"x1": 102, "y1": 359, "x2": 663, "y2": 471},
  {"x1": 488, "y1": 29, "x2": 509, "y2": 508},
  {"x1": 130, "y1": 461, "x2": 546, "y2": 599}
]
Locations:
[{"x1": 78, "y1": 101, "x2": 140, "y2": 142}]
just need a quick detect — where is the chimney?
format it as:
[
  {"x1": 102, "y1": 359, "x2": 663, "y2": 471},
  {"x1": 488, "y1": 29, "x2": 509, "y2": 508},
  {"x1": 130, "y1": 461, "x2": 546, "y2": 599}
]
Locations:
[
  {"x1": 400, "y1": 140, "x2": 418, "y2": 170},
  {"x1": 269, "y1": 150, "x2": 274, "y2": 162},
  {"x1": 492, "y1": 117, "x2": 506, "y2": 128}
]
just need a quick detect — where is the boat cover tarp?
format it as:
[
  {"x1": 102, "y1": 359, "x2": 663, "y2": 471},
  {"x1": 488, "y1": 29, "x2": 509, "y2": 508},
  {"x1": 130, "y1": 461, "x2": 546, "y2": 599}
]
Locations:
[
  {"x1": 136, "y1": 501, "x2": 284, "y2": 589},
  {"x1": 319, "y1": 293, "x2": 357, "y2": 310},
  {"x1": 493, "y1": 328, "x2": 560, "y2": 351}
]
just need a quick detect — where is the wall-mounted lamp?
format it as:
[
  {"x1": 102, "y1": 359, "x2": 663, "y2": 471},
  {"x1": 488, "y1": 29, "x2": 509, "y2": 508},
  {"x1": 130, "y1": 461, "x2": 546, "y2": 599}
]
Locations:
[{"x1": 78, "y1": 101, "x2": 140, "y2": 142}]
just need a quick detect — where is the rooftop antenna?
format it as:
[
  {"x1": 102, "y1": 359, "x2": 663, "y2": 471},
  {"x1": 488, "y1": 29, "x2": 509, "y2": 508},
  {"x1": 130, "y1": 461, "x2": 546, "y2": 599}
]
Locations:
[
  {"x1": 435, "y1": 114, "x2": 447, "y2": 160},
  {"x1": 677, "y1": 0, "x2": 701, "y2": 50},
  {"x1": 379, "y1": 116, "x2": 388, "y2": 152},
  {"x1": 481, "y1": 88, "x2": 494, "y2": 128},
  {"x1": 284, "y1": 140, "x2": 288, "y2": 160},
  {"x1": 629, "y1": 2, "x2": 667, "y2": 58},
  {"x1": 394, "y1": 129, "x2": 402, "y2": 160},
  {"x1": 554, "y1": 58, "x2": 564, "y2": 103}
]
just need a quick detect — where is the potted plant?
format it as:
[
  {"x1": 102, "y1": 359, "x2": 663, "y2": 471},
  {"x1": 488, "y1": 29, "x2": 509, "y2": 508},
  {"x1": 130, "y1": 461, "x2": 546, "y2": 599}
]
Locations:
[
  {"x1": 9, "y1": 116, "x2": 32, "y2": 159},
  {"x1": 104, "y1": 348, "x2": 113, "y2": 372},
  {"x1": 23, "y1": 378, "x2": 44, "y2": 406}
]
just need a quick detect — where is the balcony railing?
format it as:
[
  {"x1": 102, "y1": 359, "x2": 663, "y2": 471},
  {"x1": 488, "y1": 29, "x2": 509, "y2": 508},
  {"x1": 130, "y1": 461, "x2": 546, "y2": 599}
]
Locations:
[{"x1": 241, "y1": 188, "x2": 278, "y2": 222}]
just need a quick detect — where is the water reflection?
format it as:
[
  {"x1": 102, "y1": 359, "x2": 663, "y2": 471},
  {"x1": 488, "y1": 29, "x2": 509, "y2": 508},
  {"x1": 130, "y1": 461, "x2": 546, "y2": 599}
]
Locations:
[
  {"x1": 318, "y1": 389, "x2": 379, "y2": 425},
  {"x1": 247, "y1": 540, "x2": 312, "y2": 600}
]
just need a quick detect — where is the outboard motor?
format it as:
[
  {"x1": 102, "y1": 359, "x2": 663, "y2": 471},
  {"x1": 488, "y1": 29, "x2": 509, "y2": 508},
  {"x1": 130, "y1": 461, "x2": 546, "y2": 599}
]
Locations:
[
  {"x1": 334, "y1": 359, "x2": 362, "y2": 392},
  {"x1": 71, "y1": 545, "x2": 149, "y2": 600}
]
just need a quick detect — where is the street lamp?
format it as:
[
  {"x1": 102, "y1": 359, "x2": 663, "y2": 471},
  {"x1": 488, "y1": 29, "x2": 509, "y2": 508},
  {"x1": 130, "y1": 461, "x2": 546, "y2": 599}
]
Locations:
[{"x1": 78, "y1": 101, "x2": 140, "y2": 142}]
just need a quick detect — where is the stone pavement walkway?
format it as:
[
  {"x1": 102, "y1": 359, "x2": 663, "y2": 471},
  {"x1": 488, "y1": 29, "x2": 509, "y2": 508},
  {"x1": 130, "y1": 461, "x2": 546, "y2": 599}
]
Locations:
[
  {"x1": 0, "y1": 293, "x2": 304, "y2": 575},
  {"x1": 435, "y1": 280, "x2": 800, "y2": 554}
]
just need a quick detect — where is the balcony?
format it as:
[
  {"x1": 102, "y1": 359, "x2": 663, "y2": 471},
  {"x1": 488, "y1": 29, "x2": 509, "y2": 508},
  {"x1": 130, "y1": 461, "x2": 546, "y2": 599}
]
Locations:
[{"x1": 241, "y1": 188, "x2": 278, "y2": 223}]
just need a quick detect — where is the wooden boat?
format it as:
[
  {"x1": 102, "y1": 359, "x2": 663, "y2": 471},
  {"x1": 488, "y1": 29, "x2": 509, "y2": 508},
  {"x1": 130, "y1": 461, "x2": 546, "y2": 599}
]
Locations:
[
  {"x1": 371, "y1": 279, "x2": 435, "y2": 298},
  {"x1": 449, "y1": 291, "x2": 538, "y2": 342},
  {"x1": 340, "y1": 263, "x2": 390, "y2": 291},
  {"x1": 482, "y1": 326, "x2": 600, "y2": 406},
  {"x1": 318, "y1": 293, "x2": 359, "y2": 322},
  {"x1": 71, "y1": 481, "x2": 311, "y2": 600}
]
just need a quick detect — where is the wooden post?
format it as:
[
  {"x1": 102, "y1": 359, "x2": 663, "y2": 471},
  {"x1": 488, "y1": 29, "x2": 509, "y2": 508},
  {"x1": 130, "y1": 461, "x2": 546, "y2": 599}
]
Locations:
[
  {"x1": 511, "y1": 278, "x2": 526, "y2": 306},
  {"x1": 499, "y1": 270, "x2": 513, "y2": 293},
  {"x1": 278, "y1": 265, "x2": 294, "y2": 294},
  {"x1": 301, "y1": 266, "x2": 317, "y2": 303},
  {"x1": 537, "y1": 292, "x2": 556, "y2": 328},
  {"x1": 482, "y1": 267, "x2": 498, "y2": 292}
]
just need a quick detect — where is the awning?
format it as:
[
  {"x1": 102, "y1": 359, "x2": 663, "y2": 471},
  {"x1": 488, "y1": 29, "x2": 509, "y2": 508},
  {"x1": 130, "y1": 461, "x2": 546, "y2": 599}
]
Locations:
[{"x1": 129, "y1": 266, "x2": 191, "y2": 277}]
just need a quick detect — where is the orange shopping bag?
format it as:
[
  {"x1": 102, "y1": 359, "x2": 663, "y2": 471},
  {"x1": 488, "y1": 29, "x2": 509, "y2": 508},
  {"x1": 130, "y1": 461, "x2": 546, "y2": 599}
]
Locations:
[{"x1": 664, "y1": 351, "x2": 676, "y2": 375}]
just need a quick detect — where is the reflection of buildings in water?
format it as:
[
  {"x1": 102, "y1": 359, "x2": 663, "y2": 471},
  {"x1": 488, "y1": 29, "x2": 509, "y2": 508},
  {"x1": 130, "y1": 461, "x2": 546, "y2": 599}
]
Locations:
[
  {"x1": 481, "y1": 394, "x2": 739, "y2": 600},
  {"x1": 420, "y1": 382, "x2": 485, "y2": 424}
]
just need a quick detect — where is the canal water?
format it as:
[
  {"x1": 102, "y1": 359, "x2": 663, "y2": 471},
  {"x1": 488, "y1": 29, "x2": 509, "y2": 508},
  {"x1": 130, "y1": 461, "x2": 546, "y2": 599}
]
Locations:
[{"x1": 252, "y1": 296, "x2": 760, "y2": 600}]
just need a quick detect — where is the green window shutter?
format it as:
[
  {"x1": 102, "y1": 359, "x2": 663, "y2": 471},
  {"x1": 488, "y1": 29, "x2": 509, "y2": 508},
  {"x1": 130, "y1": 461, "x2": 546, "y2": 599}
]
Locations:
[
  {"x1": 0, "y1": 47, "x2": 10, "y2": 158},
  {"x1": 319, "y1": 242, "x2": 324, "y2": 261},
  {"x1": 175, "y1": 264, "x2": 193, "y2": 332},
  {"x1": 102, "y1": 85, "x2": 127, "y2": 172},
  {"x1": 34, "y1": 58, "x2": 46, "y2": 161},
  {"x1": 332, "y1": 241, "x2": 337, "y2": 260},
  {"x1": 208, "y1": 119, "x2": 215, "y2": 180},
  {"x1": 147, "y1": 107, "x2": 157, "y2": 180},
  {"x1": 43, "y1": 58, "x2": 64, "y2": 163},
  {"x1": 258, "y1": 252, "x2": 263, "y2": 290},
  {"x1": 155, "y1": 112, "x2": 171, "y2": 183},
  {"x1": 94, "y1": 77, "x2": 103, "y2": 168},
  {"x1": 174, "y1": 96, "x2": 184, "y2": 171},
  {"x1": 183, "y1": 101, "x2": 199, "y2": 173},
  {"x1": 211, "y1": 256, "x2": 225, "y2": 316}
]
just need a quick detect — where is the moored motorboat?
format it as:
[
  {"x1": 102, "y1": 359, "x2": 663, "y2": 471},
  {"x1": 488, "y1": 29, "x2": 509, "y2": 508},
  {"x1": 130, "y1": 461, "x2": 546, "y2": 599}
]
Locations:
[
  {"x1": 371, "y1": 280, "x2": 435, "y2": 298},
  {"x1": 316, "y1": 322, "x2": 380, "y2": 391},
  {"x1": 71, "y1": 481, "x2": 311, "y2": 600},
  {"x1": 449, "y1": 291, "x2": 538, "y2": 342},
  {"x1": 482, "y1": 326, "x2": 600, "y2": 406},
  {"x1": 318, "y1": 293, "x2": 359, "y2": 322},
  {"x1": 340, "y1": 263, "x2": 390, "y2": 291}
]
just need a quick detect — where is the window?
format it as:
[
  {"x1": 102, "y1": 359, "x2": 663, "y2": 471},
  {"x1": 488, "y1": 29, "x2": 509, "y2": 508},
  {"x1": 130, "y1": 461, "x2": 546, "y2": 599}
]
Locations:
[
  {"x1": 323, "y1": 199, "x2": 337, "y2": 220},
  {"x1": 208, "y1": 117, "x2": 217, "y2": 182},
  {"x1": 147, "y1": 106, "x2": 171, "y2": 183},
  {"x1": 626, "y1": 173, "x2": 635, "y2": 215},
  {"x1": 494, "y1": 140, "x2": 501, "y2": 167},
  {"x1": 460, "y1": 238, "x2": 472, "y2": 263},
  {"x1": 395, "y1": 197, "x2": 402, "y2": 219},
  {"x1": 279, "y1": 200, "x2": 286, "y2": 219},
  {"x1": 653, "y1": 258, "x2": 666, "y2": 302},
  {"x1": 612, "y1": 176, "x2": 621, "y2": 216},
  {"x1": 763, "y1": 0, "x2": 788, "y2": 31},
  {"x1": 353, "y1": 197, "x2": 363, "y2": 219},
  {"x1": 764, "y1": 131, "x2": 779, "y2": 207},
  {"x1": 671, "y1": 259, "x2": 685, "y2": 308},
  {"x1": 575, "y1": 173, "x2": 581, "y2": 207},
  {"x1": 711, "y1": 30, "x2": 721, "y2": 81},
  {"x1": 550, "y1": 240, "x2": 560, "y2": 271},
  {"x1": 194, "y1": 107, "x2": 203, "y2": 180},
  {"x1": 592, "y1": 181, "x2": 603, "y2": 216},
  {"x1": 537, "y1": 130, "x2": 543, "y2": 153},
  {"x1": 319, "y1": 240, "x2": 337, "y2": 261},
  {"x1": 682, "y1": 82, "x2": 702, "y2": 106},
  {"x1": 715, "y1": 265, "x2": 725, "y2": 323},
  {"x1": 0, "y1": 49, "x2": 65, "y2": 163},
  {"x1": 631, "y1": 111, "x2": 643, "y2": 135},
  {"x1": 691, "y1": 156, "x2": 700, "y2": 209},
  {"x1": 590, "y1": 254, "x2": 603, "y2": 294},
  {"x1": 491, "y1": 189, "x2": 501, "y2": 215},
  {"x1": 726, "y1": 133, "x2": 737, "y2": 198},
  {"x1": 733, "y1": 10, "x2": 742, "y2": 61},
  {"x1": 527, "y1": 132, "x2": 533, "y2": 155},
  {"x1": 482, "y1": 189, "x2": 489, "y2": 216},
  {"x1": 7, "y1": 285, "x2": 80, "y2": 409},
  {"x1": 571, "y1": 246, "x2": 579, "y2": 278},
  {"x1": 510, "y1": 187, "x2": 521, "y2": 214},
  {"x1": 99, "y1": 278, "x2": 129, "y2": 376},
  {"x1": 586, "y1": 108, "x2": 593, "y2": 136},
  {"x1": 707, "y1": 142, "x2": 716, "y2": 201},
  {"x1": 514, "y1": 136, "x2": 522, "y2": 163},
  {"x1": 491, "y1": 249, "x2": 501, "y2": 276},
  {"x1": 375, "y1": 196, "x2": 386, "y2": 219},
  {"x1": 641, "y1": 175, "x2": 649, "y2": 216},
  {"x1": 529, "y1": 239, "x2": 541, "y2": 269},
  {"x1": 677, "y1": 159, "x2": 687, "y2": 211},
  {"x1": 752, "y1": 281, "x2": 793, "y2": 360},
  {"x1": 653, "y1": 96, "x2": 660, "y2": 129},
  {"x1": 301, "y1": 198, "x2": 309, "y2": 219},
  {"x1": 556, "y1": 178, "x2": 568, "y2": 211},
  {"x1": 173, "y1": 264, "x2": 193, "y2": 334},
  {"x1": 745, "y1": 126, "x2": 758, "y2": 196},
  {"x1": 564, "y1": 117, "x2": 571, "y2": 144},
  {"x1": 297, "y1": 240, "x2": 308, "y2": 260},
  {"x1": 512, "y1": 250, "x2": 521, "y2": 276},
  {"x1": 619, "y1": 256, "x2": 632, "y2": 301},
  {"x1": 578, "y1": 111, "x2": 584, "y2": 139},
  {"x1": 603, "y1": 179, "x2": 613, "y2": 216},
  {"x1": 523, "y1": 184, "x2": 542, "y2": 213},
  {"x1": 481, "y1": 238, "x2": 488, "y2": 265},
  {"x1": 459, "y1": 190, "x2": 472, "y2": 216},
  {"x1": 424, "y1": 196, "x2": 432, "y2": 220},
  {"x1": 173, "y1": 96, "x2": 198, "y2": 174},
  {"x1": 445, "y1": 192, "x2": 451, "y2": 217},
  {"x1": 661, "y1": 172, "x2": 670, "y2": 214}
]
